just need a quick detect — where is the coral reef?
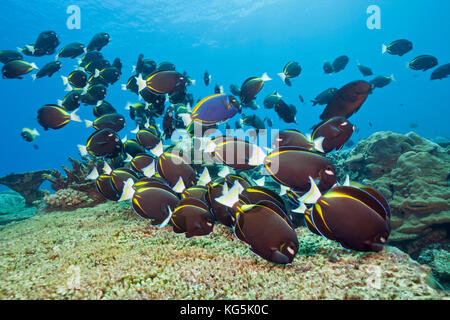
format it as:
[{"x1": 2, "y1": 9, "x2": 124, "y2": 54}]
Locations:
[
  {"x1": 0, "y1": 170, "x2": 51, "y2": 206},
  {"x1": 41, "y1": 157, "x2": 106, "y2": 212},
  {"x1": 43, "y1": 188, "x2": 97, "y2": 212},
  {"x1": 0, "y1": 191, "x2": 36, "y2": 227},
  {"x1": 328, "y1": 131, "x2": 450, "y2": 254},
  {"x1": 417, "y1": 246, "x2": 450, "y2": 291},
  {"x1": 0, "y1": 201, "x2": 447, "y2": 299}
]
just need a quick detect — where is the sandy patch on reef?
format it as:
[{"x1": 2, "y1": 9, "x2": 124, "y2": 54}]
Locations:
[{"x1": 0, "y1": 201, "x2": 447, "y2": 300}]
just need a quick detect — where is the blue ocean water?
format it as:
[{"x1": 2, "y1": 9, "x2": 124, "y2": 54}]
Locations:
[{"x1": 0, "y1": 0, "x2": 449, "y2": 191}]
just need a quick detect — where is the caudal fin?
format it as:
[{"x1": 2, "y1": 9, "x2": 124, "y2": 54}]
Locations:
[
  {"x1": 215, "y1": 183, "x2": 241, "y2": 208},
  {"x1": 382, "y1": 44, "x2": 387, "y2": 54},
  {"x1": 86, "y1": 167, "x2": 99, "y2": 180},
  {"x1": 313, "y1": 136, "x2": 325, "y2": 153},
  {"x1": 277, "y1": 72, "x2": 286, "y2": 82},
  {"x1": 298, "y1": 177, "x2": 322, "y2": 204},
  {"x1": 172, "y1": 177, "x2": 186, "y2": 193},
  {"x1": 70, "y1": 109, "x2": 82, "y2": 122},
  {"x1": 198, "y1": 167, "x2": 211, "y2": 186},
  {"x1": 261, "y1": 72, "x2": 272, "y2": 82},
  {"x1": 118, "y1": 178, "x2": 135, "y2": 201}
]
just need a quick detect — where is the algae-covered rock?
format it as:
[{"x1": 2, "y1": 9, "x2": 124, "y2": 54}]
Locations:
[
  {"x1": 0, "y1": 170, "x2": 52, "y2": 206},
  {"x1": 0, "y1": 191, "x2": 36, "y2": 226},
  {"x1": 0, "y1": 201, "x2": 447, "y2": 300},
  {"x1": 418, "y1": 248, "x2": 450, "y2": 290},
  {"x1": 329, "y1": 131, "x2": 450, "y2": 251}
]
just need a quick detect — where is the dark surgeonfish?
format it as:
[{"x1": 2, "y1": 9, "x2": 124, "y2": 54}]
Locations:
[
  {"x1": 275, "y1": 100, "x2": 297, "y2": 123},
  {"x1": 214, "y1": 84, "x2": 222, "y2": 94},
  {"x1": 84, "y1": 58, "x2": 110, "y2": 75},
  {"x1": 93, "y1": 100, "x2": 116, "y2": 117},
  {"x1": 370, "y1": 75, "x2": 395, "y2": 89},
  {"x1": 431, "y1": 63, "x2": 450, "y2": 80},
  {"x1": 311, "y1": 117, "x2": 355, "y2": 153},
  {"x1": 230, "y1": 84, "x2": 241, "y2": 97},
  {"x1": 278, "y1": 61, "x2": 302, "y2": 83},
  {"x1": 141, "y1": 59, "x2": 157, "y2": 77},
  {"x1": 382, "y1": 39, "x2": 413, "y2": 56},
  {"x1": 207, "y1": 179, "x2": 236, "y2": 227},
  {"x1": 146, "y1": 70, "x2": 186, "y2": 95},
  {"x1": 123, "y1": 139, "x2": 145, "y2": 158},
  {"x1": 272, "y1": 129, "x2": 324, "y2": 152},
  {"x1": 21, "y1": 128, "x2": 39, "y2": 142},
  {"x1": 182, "y1": 186, "x2": 209, "y2": 202},
  {"x1": 332, "y1": 55, "x2": 349, "y2": 73},
  {"x1": 224, "y1": 174, "x2": 252, "y2": 191},
  {"x1": 203, "y1": 70, "x2": 211, "y2": 86},
  {"x1": 100, "y1": 66, "x2": 121, "y2": 85},
  {"x1": 2, "y1": 60, "x2": 38, "y2": 79},
  {"x1": 323, "y1": 61, "x2": 333, "y2": 74},
  {"x1": 241, "y1": 114, "x2": 265, "y2": 131},
  {"x1": 79, "y1": 51, "x2": 104, "y2": 68},
  {"x1": 239, "y1": 186, "x2": 287, "y2": 214},
  {"x1": 408, "y1": 55, "x2": 438, "y2": 71},
  {"x1": 32, "y1": 61, "x2": 62, "y2": 80},
  {"x1": 208, "y1": 136, "x2": 266, "y2": 171},
  {"x1": 156, "y1": 61, "x2": 176, "y2": 72},
  {"x1": 60, "y1": 90, "x2": 81, "y2": 111},
  {"x1": 215, "y1": 185, "x2": 299, "y2": 264},
  {"x1": 130, "y1": 154, "x2": 155, "y2": 174},
  {"x1": 131, "y1": 180, "x2": 180, "y2": 225},
  {"x1": 171, "y1": 197, "x2": 214, "y2": 238},
  {"x1": 311, "y1": 88, "x2": 337, "y2": 106},
  {"x1": 0, "y1": 50, "x2": 23, "y2": 64},
  {"x1": 263, "y1": 91, "x2": 282, "y2": 109},
  {"x1": 63, "y1": 70, "x2": 88, "y2": 88},
  {"x1": 320, "y1": 80, "x2": 372, "y2": 120},
  {"x1": 110, "y1": 168, "x2": 138, "y2": 196},
  {"x1": 301, "y1": 182, "x2": 391, "y2": 252},
  {"x1": 112, "y1": 58, "x2": 122, "y2": 74},
  {"x1": 357, "y1": 62, "x2": 373, "y2": 76},
  {"x1": 157, "y1": 151, "x2": 197, "y2": 189},
  {"x1": 96, "y1": 174, "x2": 120, "y2": 201},
  {"x1": 56, "y1": 42, "x2": 86, "y2": 59},
  {"x1": 87, "y1": 32, "x2": 111, "y2": 52},
  {"x1": 136, "y1": 129, "x2": 160, "y2": 150},
  {"x1": 239, "y1": 73, "x2": 271, "y2": 104},
  {"x1": 34, "y1": 31, "x2": 60, "y2": 55},
  {"x1": 37, "y1": 104, "x2": 81, "y2": 130},
  {"x1": 264, "y1": 146, "x2": 336, "y2": 193},
  {"x1": 88, "y1": 84, "x2": 107, "y2": 101},
  {"x1": 86, "y1": 113, "x2": 126, "y2": 132},
  {"x1": 85, "y1": 128, "x2": 123, "y2": 158}
]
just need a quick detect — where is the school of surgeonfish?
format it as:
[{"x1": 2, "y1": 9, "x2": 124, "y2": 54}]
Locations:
[{"x1": 3, "y1": 31, "x2": 448, "y2": 265}]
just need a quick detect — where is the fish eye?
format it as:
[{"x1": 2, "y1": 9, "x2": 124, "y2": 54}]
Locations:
[
  {"x1": 341, "y1": 121, "x2": 348, "y2": 126},
  {"x1": 325, "y1": 169, "x2": 334, "y2": 175}
]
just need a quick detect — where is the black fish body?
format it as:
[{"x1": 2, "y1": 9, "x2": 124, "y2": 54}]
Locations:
[
  {"x1": 408, "y1": 55, "x2": 438, "y2": 71},
  {"x1": 264, "y1": 146, "x2": 336, "y2": 192},
  {"x1": 311, "y1": 88, "x2": 337, "y2": 106},
  {"x1": 320, "y1": 80, "x2": 371, "y2": 120},
  {"x1": 332, "y1": 55, "x2": 349, "y2": 73},
  {"x1": 311, "y1": 117, "x2": 355, "y2": 153},
  {"x1": 382, "y1": 39, "x2": 413, "y2": 56},
  {"x1": 234, "y1": 201, "x2": 298, "y2": 264},
  {"x1": 87, "y1": 33, "x2": 111, "y2": 52},
  {"x1": 35, "y1": 61, "x2": 61, "y2": 78},
  {"x1": 431, "y1": 63, "x2": 450, "y2": 80}
]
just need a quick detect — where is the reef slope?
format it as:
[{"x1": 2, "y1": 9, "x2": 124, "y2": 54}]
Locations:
[{"x1": 0, "y1": 202, "x2": 447, "y2": 300}]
